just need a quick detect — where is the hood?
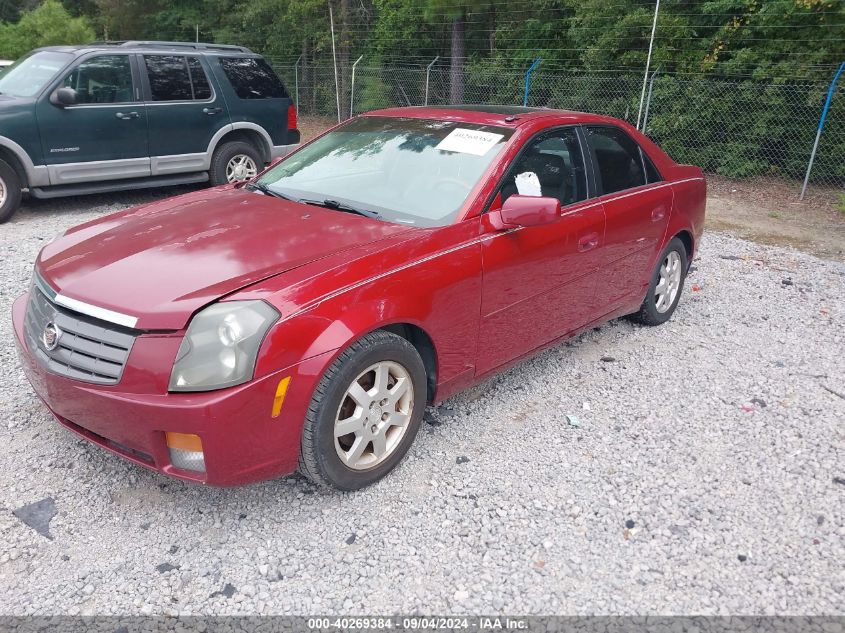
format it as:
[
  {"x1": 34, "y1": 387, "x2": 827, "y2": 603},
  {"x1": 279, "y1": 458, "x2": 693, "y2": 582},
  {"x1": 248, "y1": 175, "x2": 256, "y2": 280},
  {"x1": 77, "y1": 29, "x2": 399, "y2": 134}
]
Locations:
[{"x1": 37, "y1": 188, "x2": 415, "y2": 330}]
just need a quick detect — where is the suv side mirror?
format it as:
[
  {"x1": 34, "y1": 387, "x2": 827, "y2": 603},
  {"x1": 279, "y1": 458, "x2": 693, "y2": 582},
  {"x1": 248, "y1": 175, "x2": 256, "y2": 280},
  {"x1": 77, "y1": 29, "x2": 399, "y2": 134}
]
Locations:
[
  {"x1": 50, "y1": 87, "x2": 78, "y2": 107},
  {"x1": 489, "y1": 195, "x2": 561, "y2": 230}
]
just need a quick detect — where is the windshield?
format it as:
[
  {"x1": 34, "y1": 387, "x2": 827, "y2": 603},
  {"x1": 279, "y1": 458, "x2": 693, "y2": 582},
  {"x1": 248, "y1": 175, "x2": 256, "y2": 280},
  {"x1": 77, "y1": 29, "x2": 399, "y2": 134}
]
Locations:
[
  {"x1": 257, "y1": 116, "x2": 513, "y2": 227},
  {"x1": 0, "y1": 51, "x2": 72, "y2": 98}
]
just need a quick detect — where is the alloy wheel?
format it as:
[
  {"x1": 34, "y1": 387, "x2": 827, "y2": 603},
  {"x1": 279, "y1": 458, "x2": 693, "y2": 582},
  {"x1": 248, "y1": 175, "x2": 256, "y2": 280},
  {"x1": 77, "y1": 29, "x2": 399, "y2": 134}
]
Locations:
[
  {"x1": 655, "y1": 250, "x2": 682, "y2": 313},
  {"x1": 0, "y1": 176, "x2": 6, "y2": 207},
  {"x1": 225, "y1": 154, "x2": 258, "y2": 182},
  {"x1": 334, "y1": 361, "x2": 414, "y2": 470}
]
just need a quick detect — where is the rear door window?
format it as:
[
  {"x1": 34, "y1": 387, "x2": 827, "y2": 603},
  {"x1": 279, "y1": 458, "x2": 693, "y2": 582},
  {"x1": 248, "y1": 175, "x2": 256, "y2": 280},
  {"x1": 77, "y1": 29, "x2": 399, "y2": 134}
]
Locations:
[
  {"x1": 219, "y1": 57, "x2": 288, "y2": 99},
  {"x1": 144, "y1": 55, "x2": 202, "y2": 101},
  {"x1": 585, "y1": 126, "x2": 647, "y2": 195},
  {"x1": 186, "y1": 57, "x2": 212, "y2": 100}
]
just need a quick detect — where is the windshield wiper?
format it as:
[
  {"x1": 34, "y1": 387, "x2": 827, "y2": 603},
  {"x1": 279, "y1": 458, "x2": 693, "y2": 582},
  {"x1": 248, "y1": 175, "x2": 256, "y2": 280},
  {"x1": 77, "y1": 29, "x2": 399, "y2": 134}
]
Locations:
[
  {"x1": 298, "y1": 198, "x2": 380, "y2": 219},
  {"x1": 245, "y1": 182, "x2": 293, "y2": 201}
]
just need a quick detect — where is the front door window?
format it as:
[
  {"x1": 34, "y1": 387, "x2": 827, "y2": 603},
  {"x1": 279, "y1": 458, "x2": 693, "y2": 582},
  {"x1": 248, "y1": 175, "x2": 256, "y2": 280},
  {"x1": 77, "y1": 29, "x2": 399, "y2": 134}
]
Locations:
[
  {"x1": 500, "y1": 128, "x2": 588, "y2": 206},
  {"x1": 62, "y1": 55, "x2": 134, "y2": 104}
]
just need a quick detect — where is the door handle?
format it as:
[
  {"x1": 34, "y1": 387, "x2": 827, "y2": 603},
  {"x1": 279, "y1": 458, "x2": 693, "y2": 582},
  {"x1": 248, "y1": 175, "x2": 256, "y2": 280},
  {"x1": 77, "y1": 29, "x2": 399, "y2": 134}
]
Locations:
[
  {"x1": 651, "y1": 207, "x2": 666, "y2": 222},
  {"x1": 115, "y1": 111, "x2": 139, "y2": 120},
  {"x1": 203, "y1": 107, "x2": 223, "y2": 115},
  {"x1": 578, "y1": 232, "x2": 600, "y2": 252}
]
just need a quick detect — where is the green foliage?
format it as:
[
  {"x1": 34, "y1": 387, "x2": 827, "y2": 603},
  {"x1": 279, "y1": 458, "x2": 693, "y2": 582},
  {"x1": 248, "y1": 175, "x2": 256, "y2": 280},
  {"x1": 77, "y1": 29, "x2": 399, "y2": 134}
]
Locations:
[
  {"x1": 838, "y1": 194, "x2": 845, "y2": 214},
  {"x1": 0, "y1": 0, "x2": 94, "y2": 59},
  {"x1": 0, "y1": 0, "x2": 840, "y2": 183}
]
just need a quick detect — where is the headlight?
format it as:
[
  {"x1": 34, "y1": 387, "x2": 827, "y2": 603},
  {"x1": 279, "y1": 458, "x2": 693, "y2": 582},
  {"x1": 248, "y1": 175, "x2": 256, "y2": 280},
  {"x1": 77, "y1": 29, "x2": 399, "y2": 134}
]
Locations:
[{"x1": 169, "y1": 301, "x2": 279, "y2": 392}]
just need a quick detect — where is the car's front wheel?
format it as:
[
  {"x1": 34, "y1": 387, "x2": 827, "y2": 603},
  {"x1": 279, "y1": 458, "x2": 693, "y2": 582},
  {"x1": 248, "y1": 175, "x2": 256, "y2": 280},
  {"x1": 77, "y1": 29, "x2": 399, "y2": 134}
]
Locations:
[
  {"x1": 299, "y1": 330, "x2": 427, "y2": 490},
  {"x1": 0, "y1": 159, "x2": 22, "y2": 224},
  {"x1": 630, "y1": 237, "x2": 688, "y2": 326}
]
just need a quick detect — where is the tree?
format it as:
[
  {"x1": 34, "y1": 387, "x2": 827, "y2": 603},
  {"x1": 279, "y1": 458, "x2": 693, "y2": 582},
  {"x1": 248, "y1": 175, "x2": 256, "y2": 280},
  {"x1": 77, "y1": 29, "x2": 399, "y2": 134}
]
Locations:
[
  {"x1": 424, "y1": 0, "x2": 492, "y2": 104},
  {"x1": 0, "y1": 0, "x2": 95, "y2": 59}
]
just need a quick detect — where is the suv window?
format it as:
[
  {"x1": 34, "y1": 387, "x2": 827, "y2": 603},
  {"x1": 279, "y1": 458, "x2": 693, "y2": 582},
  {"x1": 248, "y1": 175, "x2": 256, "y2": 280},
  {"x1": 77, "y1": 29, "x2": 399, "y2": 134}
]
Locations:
[
  {"x1": 144, "y1": 55, "x2": 212, "y2": 101},
  {"x1": 62, "y1": 55, "x2": 134, "y2": 104},
  {"x1": 500, "y1": 127, "x2": 587, "y2": 207},
  {"x1": 187, "y1": 57, "x2": 211, "y2": 100},
  {"x1": 585, "y1": 126, "x2": 647, "y2": 194},
  {"x1": 219, "y1": 57, "x2": 288, "y2": 99}
]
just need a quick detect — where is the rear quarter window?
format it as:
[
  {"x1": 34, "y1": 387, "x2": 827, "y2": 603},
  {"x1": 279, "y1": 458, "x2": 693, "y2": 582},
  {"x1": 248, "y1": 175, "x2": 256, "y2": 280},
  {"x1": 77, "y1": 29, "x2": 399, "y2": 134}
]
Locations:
[{"x1": 219, "y1": 57, "x2": 288, "y2": 99}]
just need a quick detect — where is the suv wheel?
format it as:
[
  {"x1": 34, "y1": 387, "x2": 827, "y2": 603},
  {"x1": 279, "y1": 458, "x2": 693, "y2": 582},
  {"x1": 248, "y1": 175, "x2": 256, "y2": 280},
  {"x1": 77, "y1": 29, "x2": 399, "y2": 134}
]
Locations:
[
  {"x1": 0, "y1": 159, "x2": 22, "y2": 224},
  {"x1": 209, "y1": 141, "x2": 263, "y2": 185}
]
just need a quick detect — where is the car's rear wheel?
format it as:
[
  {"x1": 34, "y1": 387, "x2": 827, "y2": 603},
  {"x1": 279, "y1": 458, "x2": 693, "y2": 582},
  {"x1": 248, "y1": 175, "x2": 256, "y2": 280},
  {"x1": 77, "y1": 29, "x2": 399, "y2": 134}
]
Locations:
[
  {"x1": 209, "y1": 141, "x2": 263, "y2": 186},
  {"x1": 299, "y1": 330, "x2": 427, "y2": 490},
  {"x1": 0, "y1": 159, "x2": 22, "y2": 224},
  {"x1": 630, "y1": 237, "x2": 688, "y2": 326}
]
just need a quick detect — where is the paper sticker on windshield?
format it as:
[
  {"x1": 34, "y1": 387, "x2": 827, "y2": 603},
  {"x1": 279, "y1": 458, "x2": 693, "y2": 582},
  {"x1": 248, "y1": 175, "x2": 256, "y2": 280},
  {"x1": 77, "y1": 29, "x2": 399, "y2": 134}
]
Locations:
[{"x1": 436, "y1": 128, "x2": 504, "y2": 156}]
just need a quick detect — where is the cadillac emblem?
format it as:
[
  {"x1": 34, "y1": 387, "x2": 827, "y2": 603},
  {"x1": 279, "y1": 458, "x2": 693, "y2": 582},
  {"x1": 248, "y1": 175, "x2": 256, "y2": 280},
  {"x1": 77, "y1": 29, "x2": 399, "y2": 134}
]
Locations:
[{"x1": 42, "y1": 322, "x2": 61, "y2": 351}]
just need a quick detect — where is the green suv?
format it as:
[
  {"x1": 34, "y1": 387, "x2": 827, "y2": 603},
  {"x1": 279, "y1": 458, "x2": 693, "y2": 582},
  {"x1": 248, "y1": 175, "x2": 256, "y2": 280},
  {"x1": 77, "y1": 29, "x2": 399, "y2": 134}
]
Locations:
[{"x1": 0, "y1": 41, "x2": 300, "y2": 222}]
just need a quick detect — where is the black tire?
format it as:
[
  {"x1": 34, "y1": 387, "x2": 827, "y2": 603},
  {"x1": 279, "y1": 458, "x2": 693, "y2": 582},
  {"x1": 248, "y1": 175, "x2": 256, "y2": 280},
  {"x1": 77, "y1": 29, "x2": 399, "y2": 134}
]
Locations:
[
  {"x1": 298, "y1": 330, "x2": 427, "y2": 491},
  {"x1": 629, "y1": 237, "x2": 688, "y2": 326},
  {"x1": 208, "y1": 140, "x2": 263, "y2": 186},
  {"x1": 0, "y1": 159, "x2": 22, "y2": 224}
]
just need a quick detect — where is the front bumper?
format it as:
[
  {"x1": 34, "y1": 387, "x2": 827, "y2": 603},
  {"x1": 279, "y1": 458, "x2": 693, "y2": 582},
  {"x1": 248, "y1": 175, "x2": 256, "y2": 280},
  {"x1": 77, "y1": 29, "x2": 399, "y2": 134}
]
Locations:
[{"x1": 12, "y1": 292, "x2": 331, "y2": 486}]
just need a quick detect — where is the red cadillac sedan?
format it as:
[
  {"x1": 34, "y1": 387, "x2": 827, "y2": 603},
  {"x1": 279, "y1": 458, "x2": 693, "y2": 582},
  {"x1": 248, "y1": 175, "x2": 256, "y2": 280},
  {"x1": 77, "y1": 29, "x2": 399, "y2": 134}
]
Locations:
[{"x1": 13, "y1": 106, "x2": 705, "y2": 490}]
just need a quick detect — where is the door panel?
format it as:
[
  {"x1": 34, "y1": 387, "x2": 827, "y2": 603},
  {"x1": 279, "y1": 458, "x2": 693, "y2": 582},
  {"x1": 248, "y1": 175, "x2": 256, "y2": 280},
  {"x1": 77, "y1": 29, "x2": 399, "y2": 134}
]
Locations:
[
  {"x1": 141, "y1": 55, "x2": 231, "y2": 164},
  {"x1": 584, "y1": 125, "x2": 672, "y2": 310},
  {"x1": 476, "y1": 126, "x2": 605, "y2": 375},
  {"x1": 477, "y1": 200, "x2": 606, "y2": 374},
  {"x1": 595, "y1": 186, "x2": 673, "y2": 308},
  {"x1": 35, "y1": 53, "x2": 149, "y2": 182}
]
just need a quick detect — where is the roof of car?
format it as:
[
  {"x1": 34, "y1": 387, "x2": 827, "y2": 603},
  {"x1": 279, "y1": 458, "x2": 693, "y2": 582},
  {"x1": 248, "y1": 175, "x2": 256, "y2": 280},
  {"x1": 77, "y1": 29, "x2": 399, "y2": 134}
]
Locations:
[
  {"x1": 364, "y1": 105, "x2": 619, "y2": 128},
  {"x1": 35, "y1": 41, "x2": 256, "y2": 56}
]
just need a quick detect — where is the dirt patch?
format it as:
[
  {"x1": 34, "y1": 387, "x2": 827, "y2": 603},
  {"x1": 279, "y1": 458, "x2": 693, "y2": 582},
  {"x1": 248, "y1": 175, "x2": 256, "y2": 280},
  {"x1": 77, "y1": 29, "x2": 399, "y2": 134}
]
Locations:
[
  {"x1": 298, "y1": 116, "x2": 337, "y2": 143},
  {"x1": 706, "y1": 176, "x2": 845, "y2": 262}
]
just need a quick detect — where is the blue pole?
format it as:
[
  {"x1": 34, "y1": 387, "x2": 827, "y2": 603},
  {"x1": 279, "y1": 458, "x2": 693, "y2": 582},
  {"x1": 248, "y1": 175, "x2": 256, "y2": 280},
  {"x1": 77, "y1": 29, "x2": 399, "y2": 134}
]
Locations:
[
  {"x1": 800, "y1": 61, "x2": 844, "y2": 200},
  {"x1": 523, "y1": 58, "x2": 542, "y2": 107}
]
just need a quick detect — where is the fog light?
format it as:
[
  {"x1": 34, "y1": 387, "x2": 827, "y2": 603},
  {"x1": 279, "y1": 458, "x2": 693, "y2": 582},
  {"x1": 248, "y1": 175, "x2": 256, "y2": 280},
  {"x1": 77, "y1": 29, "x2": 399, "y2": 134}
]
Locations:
[{"x1": 165, "y1": 432, "x2": 206, "y2": 473}]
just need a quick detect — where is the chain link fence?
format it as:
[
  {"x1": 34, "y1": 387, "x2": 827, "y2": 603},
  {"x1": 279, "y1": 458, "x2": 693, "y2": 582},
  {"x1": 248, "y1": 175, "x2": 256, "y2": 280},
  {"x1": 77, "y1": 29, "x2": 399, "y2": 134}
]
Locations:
[{"x1": 269, "y1": 58, "x2": 844, "y2": 198}]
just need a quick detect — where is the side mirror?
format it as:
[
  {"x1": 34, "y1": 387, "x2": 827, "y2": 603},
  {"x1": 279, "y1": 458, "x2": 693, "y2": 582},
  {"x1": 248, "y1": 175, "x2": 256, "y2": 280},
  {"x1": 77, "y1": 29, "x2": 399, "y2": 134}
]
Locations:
[
  {"x1": 489, "y1": 195, "x2": 561, "y2": 230},
  {"x1": 50, "y1": 87, "x2": 78, "y2": 107}
]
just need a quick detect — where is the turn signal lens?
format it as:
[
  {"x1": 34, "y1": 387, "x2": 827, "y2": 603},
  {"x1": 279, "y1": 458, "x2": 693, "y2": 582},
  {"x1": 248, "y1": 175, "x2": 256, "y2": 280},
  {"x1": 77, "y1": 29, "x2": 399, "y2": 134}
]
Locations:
[
  {"x1": 166, "y1": 432, "x2": 205, "y2": 472},
  {"x1": 271, "y1": 376, "x2": 291, "y2": 418}
]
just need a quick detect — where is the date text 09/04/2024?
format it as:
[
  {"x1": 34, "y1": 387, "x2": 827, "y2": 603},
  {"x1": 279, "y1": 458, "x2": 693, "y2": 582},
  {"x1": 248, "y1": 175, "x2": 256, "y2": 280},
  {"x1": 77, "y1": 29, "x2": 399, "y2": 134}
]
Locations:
[{"x1": 307, "y1": 617, "x2": 528, "y2": 630}]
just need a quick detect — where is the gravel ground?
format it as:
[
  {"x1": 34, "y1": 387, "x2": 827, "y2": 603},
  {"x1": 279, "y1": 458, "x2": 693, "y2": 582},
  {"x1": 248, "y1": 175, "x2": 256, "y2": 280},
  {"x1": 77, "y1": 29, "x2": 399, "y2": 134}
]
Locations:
[{"x1": 0, "y1": 191, "x2": 843, "y2": 616}]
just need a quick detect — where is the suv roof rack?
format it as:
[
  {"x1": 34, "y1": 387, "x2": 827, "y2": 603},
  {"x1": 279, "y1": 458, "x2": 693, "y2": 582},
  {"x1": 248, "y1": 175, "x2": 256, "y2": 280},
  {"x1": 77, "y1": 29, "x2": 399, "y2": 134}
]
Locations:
[{"x1": 93, "y1": 41, "x2": 253, "y2": 53}]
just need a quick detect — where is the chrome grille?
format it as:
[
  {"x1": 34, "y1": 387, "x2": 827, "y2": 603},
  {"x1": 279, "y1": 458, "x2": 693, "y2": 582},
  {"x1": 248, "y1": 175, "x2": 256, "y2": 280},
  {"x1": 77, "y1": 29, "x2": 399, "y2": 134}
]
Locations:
[{"x1": 24, "y1": 286, "x2": 136, "y2": 385}]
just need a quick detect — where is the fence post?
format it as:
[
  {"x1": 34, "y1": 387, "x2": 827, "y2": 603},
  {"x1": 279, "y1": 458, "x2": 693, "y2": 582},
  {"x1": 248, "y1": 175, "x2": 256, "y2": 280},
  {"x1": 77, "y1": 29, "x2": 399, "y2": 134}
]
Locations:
[
  {"x1": 641, "y1": 66, "x2": 660, "y2": 133},
  {"x1": 329, "y1": 4, "x2": 341, "y2": 123},
  {"x1": 349, "y1": 55, "x2": 363, "y2": 118},
  {"x1": 425, "y1": 56, "x2": 439, "y2": 106},
  {"x1": 637, "y1": 0, "x2": 661, "y2": 129},
  {"x1": 800, "y1": 61, "x2": 844, "y2": 200},
  {"x1": 294, "y1": 54, "x2": 302, "y2": 114},
  {"x1": 523, "y1": 58, "x2": 542, "y2": 107}
]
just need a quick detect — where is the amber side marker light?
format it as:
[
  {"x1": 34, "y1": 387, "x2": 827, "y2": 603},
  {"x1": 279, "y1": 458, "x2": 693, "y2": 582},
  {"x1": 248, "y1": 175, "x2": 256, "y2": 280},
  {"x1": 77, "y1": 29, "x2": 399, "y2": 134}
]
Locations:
[
  {"x1": 272, "y1": 376, "x2": 291, "y2": 418},
  {"x1": 165, "y1": 432, "x2": 206, "y2": 472}
]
